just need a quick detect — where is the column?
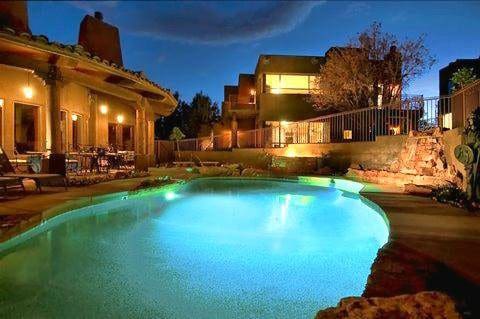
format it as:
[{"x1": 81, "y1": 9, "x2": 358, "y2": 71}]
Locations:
[
  {"x1": 231, "y1": 112, "x2": 238, "y2": 148},
  {"x1": 88, "y1": 92, "x2": 98, "y2": 147},
  {"x1": 45, "y1": 65, "x2": 63, "y2": 154},
  {"x1": 45, "y1": 65, "x2": 66, "y2": 175},
  {"x1": 135, "y1": 100, "x2": 146, "y2": 155}
]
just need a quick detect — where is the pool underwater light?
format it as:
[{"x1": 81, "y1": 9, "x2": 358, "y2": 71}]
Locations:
[{"x1": 165, "y1": 191, "x2": 177, "y2": 201}]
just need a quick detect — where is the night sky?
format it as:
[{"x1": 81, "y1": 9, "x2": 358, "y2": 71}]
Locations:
[{"x1": 29, "y1": 1, "x2": 480, "y2": 104}]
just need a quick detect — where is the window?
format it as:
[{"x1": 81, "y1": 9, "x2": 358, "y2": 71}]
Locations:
[
  {"x1": 60, "y1": 111, "x2": 67, "y2": 152},
  {"x1": 14, "y1": 103, "x2": 37, "y2": 153},
  {"x1": 71, "y1": 114, "x2": 82, "y2": 151},
  {"x1": 122, "y1": 125, "x2": 134, "y2": 151},
  {"x1": 264, "y1": 74, "x2": 316, "y2": 94},
  {"x1": 108, "y1": 123, "x2": 117, "y2": 147},
  {"x1": 442, "y1": 112, "x2": 453, "y2": 130}
]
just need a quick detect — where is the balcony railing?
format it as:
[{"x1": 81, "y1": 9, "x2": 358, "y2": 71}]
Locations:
[{"x1": 176, "y1": 96, "x2": 453, "y2": 151}]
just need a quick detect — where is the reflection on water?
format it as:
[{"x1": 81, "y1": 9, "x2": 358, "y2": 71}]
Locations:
[{"x1": 0, "y1": 179, "x2": 388, "y2": 319}]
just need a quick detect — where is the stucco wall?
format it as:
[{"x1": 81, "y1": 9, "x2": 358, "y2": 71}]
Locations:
[
  {"x1": 0, "y1": 64, "x2": 144, "y2": 157},
  {"x1": 0, "y1": 64, "x2": 47, "y2": 154}
]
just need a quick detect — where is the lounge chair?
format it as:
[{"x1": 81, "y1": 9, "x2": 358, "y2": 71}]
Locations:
[
  {"x1": 0, "y1": 146, "x2": 67, "y2": 192},
  {"x1": 0, "y1": 176, "x2": 25, "y2": 195},
  {"x1": 173, "y1": 161, "x2": 195, "y2": 167}
]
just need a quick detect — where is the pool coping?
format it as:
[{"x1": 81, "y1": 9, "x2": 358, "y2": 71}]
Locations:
[{"x1": 0, "y1": 176, "x2": 389, "y2": 253}]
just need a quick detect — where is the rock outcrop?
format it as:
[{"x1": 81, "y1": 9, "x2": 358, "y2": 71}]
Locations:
[
  {"x1": 347, "y1": 128, "x2": 463, "y2": 188},
  {"x1": 315, "y1": 291, "x2": 461, "y2": 319}
]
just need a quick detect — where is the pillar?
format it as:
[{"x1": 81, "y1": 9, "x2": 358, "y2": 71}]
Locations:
[
  {"x1": 45, "y1": 65, "x2": 66, "y2": 175},
  {"x1": 231, "y1": 112, "x2": 238, "y2": 148},
  {"x1": 88, "y1": 92, "x2": 98, "y2": 147},
  {"x1": 45, "y1": 65, "x2": 62, "y2": 154}
]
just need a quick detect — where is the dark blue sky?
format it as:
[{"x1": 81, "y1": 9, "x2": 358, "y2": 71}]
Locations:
[{"x1": 29, "y1": 1, "x2": 479, "y2": 104}]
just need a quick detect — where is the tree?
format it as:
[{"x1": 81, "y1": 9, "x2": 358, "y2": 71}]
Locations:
[
  {"x1": 450, "y1": 67, "x2": 477, "y2": 92},
  {"x1": 309, "y1": 22, "x2": 436, "y2": 111},
  {"x1": 186, "y1": 92, "x2": 220, "y2": 137},
  {"x1": 169, "y1": 126, "x2": 185, "y2": 159},
  {"x1": 155, "y1": 91, "x2": 220, "y2": 139}
]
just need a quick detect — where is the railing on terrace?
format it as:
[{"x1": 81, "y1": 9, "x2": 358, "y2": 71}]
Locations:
[{"x1": 177, "y1": 96, "x2": 452, "y2": 151}]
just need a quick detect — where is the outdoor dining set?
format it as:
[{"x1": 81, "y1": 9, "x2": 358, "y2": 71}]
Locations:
[{"x1": 1, "y1": 145, "x2": 136, "y2": 195}]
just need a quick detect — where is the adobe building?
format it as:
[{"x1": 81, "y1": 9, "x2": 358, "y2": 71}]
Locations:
[
  {"x1": 222, "y1": 48, "x2": 401, "y2": 147},
  {"x1": 0, "y1": 1, "x2": 177, "y2": 169}
]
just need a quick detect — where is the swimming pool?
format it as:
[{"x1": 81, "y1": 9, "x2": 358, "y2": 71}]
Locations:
[{"x1": 0, "y1": 177, "x2": 389, "y2": 318}]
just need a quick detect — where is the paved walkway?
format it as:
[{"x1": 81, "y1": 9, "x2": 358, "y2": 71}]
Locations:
[{"x1": 1, "y1": 169, "x2": 479, "y2": 286}]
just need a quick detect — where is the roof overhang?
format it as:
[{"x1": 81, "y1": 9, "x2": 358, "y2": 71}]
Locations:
[{"x1": 0, "y1": 30, "x2": 178, "y2": 115}]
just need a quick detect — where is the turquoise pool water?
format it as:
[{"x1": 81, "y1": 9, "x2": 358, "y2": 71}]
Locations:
[{"x1": 0, "y1": 178, "x2": 389, "y2": 318}]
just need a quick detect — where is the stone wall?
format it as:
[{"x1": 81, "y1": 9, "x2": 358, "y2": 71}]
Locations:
[
  {"x1": 176, "y1": 129, "x2": 465, "y2": 188},
  {"x1": 347, "y1": 128, "x2": 465, "y2": 188}
]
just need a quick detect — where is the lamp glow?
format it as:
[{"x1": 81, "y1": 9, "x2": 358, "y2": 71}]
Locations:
[
  {"x1": 0, "y1": 98, "x2": 4, "y2": 108},
  {"x1": 116, "y1": 114, "x2": 124, "y2": 124},
  {"x1": 71, "y1": 114, "x2": 78, "y2": 121},
  {"x1": 250, "y1": 89, "x2": 256, "y2": 95},
  {"x1": 99, "y1": 104, "x2": 108, "y2": 114},
  {"x1": 23, "y1": 86, "x2": 33, "y2": 99},
  {"x1": 286, "y1": 149, "x2": 296, "y2": 157}
]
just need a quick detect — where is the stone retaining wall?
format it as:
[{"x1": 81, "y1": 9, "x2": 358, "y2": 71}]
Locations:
[{"x1": 176, "y1": 128, "x2": 465, "y2": 188}]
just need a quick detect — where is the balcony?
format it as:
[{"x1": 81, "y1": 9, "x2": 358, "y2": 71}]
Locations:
[{"x1": 222, "y1": 99, "x2": 258, "y2": 119}]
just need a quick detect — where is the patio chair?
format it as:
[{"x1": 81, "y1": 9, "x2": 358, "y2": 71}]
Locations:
[
  {"x1": 0, "y1": 176, "x2": 25, "y2": 195},
  {"x1": 0, "y1": 146, "x2": 67, "y2": 192}
]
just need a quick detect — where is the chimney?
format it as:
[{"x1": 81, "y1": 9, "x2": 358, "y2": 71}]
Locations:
[
  {"x1": 0, "y1": 0, "x2": 30, "y2": 33},
  {"x1": 78, "y1": 12, "x2": 123, "y2": 66}
]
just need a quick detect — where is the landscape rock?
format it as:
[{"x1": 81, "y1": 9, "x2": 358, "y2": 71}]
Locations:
[
  {"x1": 404, "y1": 183, "x2": 433, "y2": 196},
  {"x1": 315, "y1": 291, "x2": 461, "y2": 319}
]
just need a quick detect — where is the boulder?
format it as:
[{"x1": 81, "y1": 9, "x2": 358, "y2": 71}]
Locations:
[{"x1": 315, "y1": 291, "x2": 461, "y2": 319}]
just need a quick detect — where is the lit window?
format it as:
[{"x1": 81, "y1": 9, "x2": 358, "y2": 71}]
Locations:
[
  {"x1": 343, "y1": 130, "x2": 352, "y2": 140},
  {"x1": 265, "y1": 74, "x2": 315, "y2": 94},
  {"x1": 443, "y1": 112, "x2": 452, "y2": 130}
]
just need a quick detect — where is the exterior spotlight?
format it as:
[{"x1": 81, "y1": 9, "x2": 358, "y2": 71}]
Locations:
[
  {"x1": 71, "y1": 114, "x2": 78, "y2": 121},
  {"x1": 116, "y1": 114, "x2": 124, "y2": 124},
  {"x1": 23, "y1": 86, "x2": 33, "y2": 99},
  {"x1": 99, "y1": 104, "x2": 108, "y2": 114}
]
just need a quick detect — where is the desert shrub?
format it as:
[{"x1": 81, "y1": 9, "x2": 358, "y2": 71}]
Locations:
[
  {"x1": 432, "y1": 185, "x2": 468, "y2": 208},
  {"x1": 317, "y1": 152, "x2": 350, "y2": 175},
  {"x1": 134, "y1": 176, "x2": 172, "y2": 190}
]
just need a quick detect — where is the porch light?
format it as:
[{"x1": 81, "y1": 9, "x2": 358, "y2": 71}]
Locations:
[
  {"x1": 23, "y1": 86, "x2": 33, "y2": 99},
  {"x1": 116, "y1": 114, "x2": 124, "y2": 124},
  {"x1": 71, "y1": 114, "x2": 78, "y2": 121},
  {"x1": 99, "y1": 104, "x2": 108, "y2": 114}
]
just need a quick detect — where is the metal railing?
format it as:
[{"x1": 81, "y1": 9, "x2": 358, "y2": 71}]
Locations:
[{"x1": 176, "y1": 96, "x2": 452, "y2": 151}]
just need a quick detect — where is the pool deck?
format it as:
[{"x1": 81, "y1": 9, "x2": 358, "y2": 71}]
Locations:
[{"x1": 1, "y1": 168, "x2": 480, "y2": 288}]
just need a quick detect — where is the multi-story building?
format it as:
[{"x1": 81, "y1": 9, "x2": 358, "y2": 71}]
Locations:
[
  {"x1": 222, "y1": 55, "x2": 325, "y2": 132},
  {"x1": 221, "y1": 47, "x2": 402, "y2": 147},
  {"x1": 0, "y1": 1, "x2": 177, "y2": 170}
]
